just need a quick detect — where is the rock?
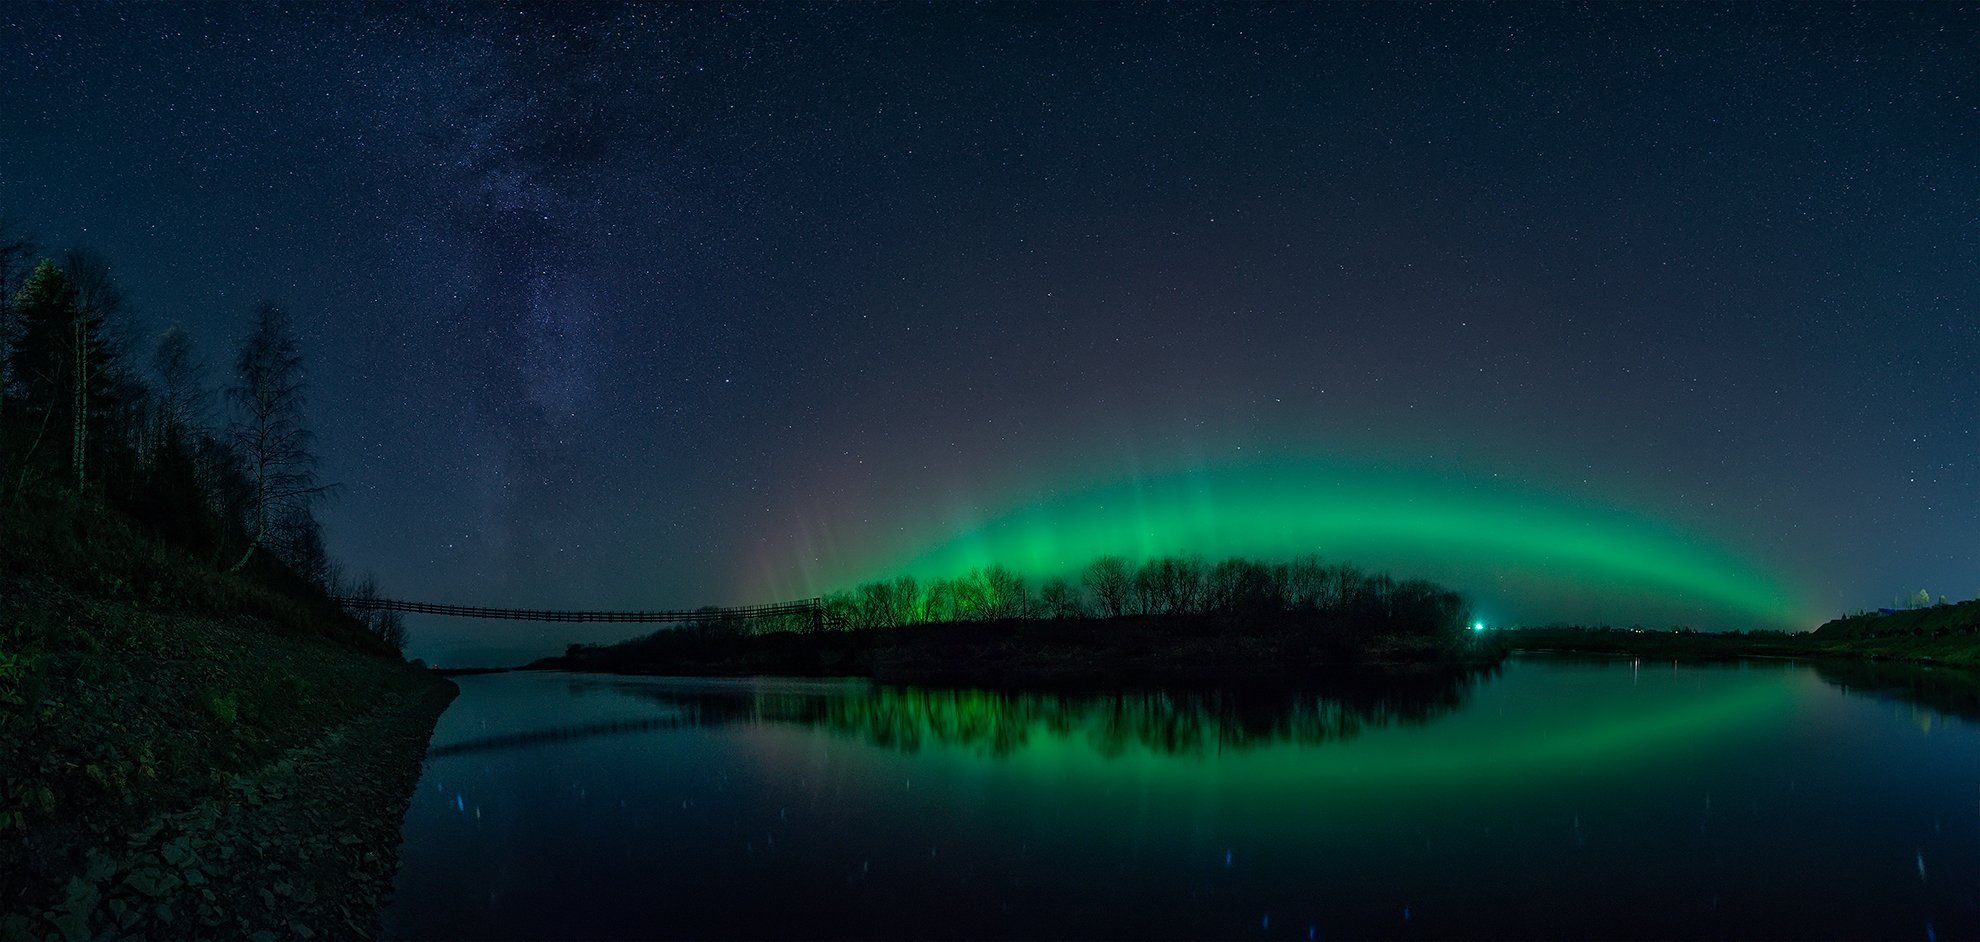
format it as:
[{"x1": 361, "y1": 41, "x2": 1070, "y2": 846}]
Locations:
[{"x1": 121, "y1": 868, "x2": 179, "y2": 899}]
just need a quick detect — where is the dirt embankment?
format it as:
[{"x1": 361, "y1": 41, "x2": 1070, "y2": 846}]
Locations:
[
  {"x1": 18, "y1": 680, "x2": 455, "y2": 941},
  {"x1": 1, "y1": 576, "x2": 457, "y2": 941}
]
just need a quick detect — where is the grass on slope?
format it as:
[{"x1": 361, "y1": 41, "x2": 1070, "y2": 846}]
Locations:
[{"x1": 0, "y1": 482, "x2": 440, "y2": 930}]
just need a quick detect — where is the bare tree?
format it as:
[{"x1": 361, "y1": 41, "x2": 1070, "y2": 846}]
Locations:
[
  {"x1": 923, "y1": 578, "x2": 958, "y2": 622},
  {"x1": 227, "y1": 302, "x2": 327, "y2": 571},
  {"x1": 887, "y1": 575, "x2": 923, "y2": 625},
  {"x1": 344, "y1": 571, "x2": 409, "y2": 653},
  {"x1": 983, "y1": 565, "x2": 1030, "y2": 619},
  {"x1": 1039, "y1": 578, "x2": 1085, "y2": 619},
  {"x1": 951, "y1": 570, "x2": 990, "y2": 619},
  {"x1": 1284, "y1": 553, "x2": 1327, "y2": 610},
  {"x1": 271, "y1": 504, "x2": 330, "y2": 589},
  {"x1": 1134, "y1": 556, "x2": 1207, "y2": 615},
  {"x1": 152, "y1": 322, "x2": 210, "y2": 438},
  {"x1": 347, "y1": 571, "x2": 381, "y2": 617},
  {"x1": 375, "y1": 608, "x2": 409, "y2": 653},
  {"x1": 1205, "y1": 557, "x2": 1287, "y2": 616},
  {"x1": 1082, "y1": 555, "x2": 1132, "y2": 618}
]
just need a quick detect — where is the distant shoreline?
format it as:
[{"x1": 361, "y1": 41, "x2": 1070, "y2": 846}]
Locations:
[
  {"x1": 475, "y1": 600, "x2": 1980, "y2": 682},
  {"x1": 522, "y1": 614, "x2": 1502, "y2": 686},
  {"x1": 1497, "y1": 600, "x2": 1980, "y2": 667}
]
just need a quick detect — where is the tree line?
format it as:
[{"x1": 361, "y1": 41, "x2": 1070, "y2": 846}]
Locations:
[
  {"x1": 0, "y1": 219, "x2": 405, "y2": 652},
  {"x1": 817, "y1": 553, "x2": 1471, "y2": 639}
]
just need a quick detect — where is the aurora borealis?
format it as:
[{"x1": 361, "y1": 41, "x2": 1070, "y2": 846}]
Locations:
[
  {"x1": 772, "y1": 455, "x2": 1812, "y2": 631},
  {"x1": 4, "y1": 4, "x2": 1974, "y2": 664}
]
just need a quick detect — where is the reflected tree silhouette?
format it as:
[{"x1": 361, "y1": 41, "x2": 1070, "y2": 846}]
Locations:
[
  {"x1": 430, "y1": 669, "x2": 1495, "y2": 759},
  {"x1": 1812, "y1": 660, "x2": 1980, "y2": 724}
]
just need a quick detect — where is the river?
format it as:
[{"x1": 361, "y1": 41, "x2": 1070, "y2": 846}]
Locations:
[{"x1": 384, "y1": 657, "x2": 1980, "y2": 939}]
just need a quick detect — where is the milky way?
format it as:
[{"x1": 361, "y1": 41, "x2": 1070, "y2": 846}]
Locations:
[{"x1": 3, "y1": 4, "x2": 1974, "y2": 662}]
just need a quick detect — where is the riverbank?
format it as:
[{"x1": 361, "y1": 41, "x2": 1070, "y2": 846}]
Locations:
[
  {"x1": 1500, "y1": 601, "x2": 1980, "y2": 667},
  {"x1": 1, "y1": 490, "x2": 457, "y2": 940},
  {"x1": 526, "y1": 603, "x2": 1980, "y2": 688},
  {"x1": 528, "y1": 614, "x2": 1503, "y2": 685}
]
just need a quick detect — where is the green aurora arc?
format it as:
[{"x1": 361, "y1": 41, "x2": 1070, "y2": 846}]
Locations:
[{"x1": 807, "y1": 457, "x2": 1814, "y2": 631}]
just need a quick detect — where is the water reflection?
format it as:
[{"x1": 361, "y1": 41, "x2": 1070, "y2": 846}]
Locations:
[
  {"x1": 427, "y1": 715, "x2": 693, "y2": 757},
  {"x1": 391, "y1": 659, "x2": 1980, "y2": 940},
  {"x1": 1812, "y1": 659, "x2": 1980, "y2": 724},
  {"x1": 431, "y1": 667, "x2": 1492, "y2": 759}
]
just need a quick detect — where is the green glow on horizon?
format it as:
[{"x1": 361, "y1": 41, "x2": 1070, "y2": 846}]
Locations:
[
  {"x1": 1234, "y1": 668, "x2": 1803, "y2": 782},
  {"x1": 1023, "y1": 671, "x2": 1798, "y2": 784},
  {"x1": 815, "y1": 457, "x2": 1811, "y2": 629},
  {"x1": 729, "y1": 661, "x2": 1807, "y2": 787}
]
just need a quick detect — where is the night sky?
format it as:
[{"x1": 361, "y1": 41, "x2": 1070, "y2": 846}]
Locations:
[{"x1": 3, "y1": 4, "x2": 1974, "y2": 664}]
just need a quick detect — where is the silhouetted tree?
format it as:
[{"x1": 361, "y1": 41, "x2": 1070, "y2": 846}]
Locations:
[
  {"x1": 1206, "y1": 557, "x2": 1285, "y2": 617},
  {"x1": 1326, "y1": 563, "x2": 1365, "y2": 614},
  {"x1": 887, "y1": 575, "x2": 923, "y2": 625},
  {"x1": 346, "y1": 571, "x2": 381, "y2": 618},
  {"x1": 270, "y1": 505, "x2": 330, "y2": 590},
  {"x1": 953, "y1": 569, "x2": 990, "y2": 619},
  {"x1": 1284, "y1": 553, "x2": 1327, "y2": 610},
  {"x1": 375, "y1": 608, "x2": 409, "y2": 653},
  {"x1": 227, "y1": 302, "x2": 325, "y2": 571},
  {"x1": 344, "y1": 571, "x2": 409, "y2": 652},
  {"x1": 7, "y1": 261, "x2": 75, "y2": 462},
  {"x1": 123, "y1": 323, "x2": 219, "y2": 545},
  {"x1": 151, "y1": 323, "x2": 209, "y2": 439},
  {"x1": 0, "y1": 220, "x2": 36, "y2": 441},
  {"x1": 0, "y1": 226, "x2": 423, "y2": 665},
  {"x1": 59, "y1": 248, "x2": 129, "y2": 490},
  {"x1": 809, "y1": 552, "x2": 1470, "y2": 642},
  {"x1": 1135, "y1": 555, "x2": 1206, "y2": 615},
  {"x1": 8, "y1": 259, "x2": 119, "y2": 489},
  {"x1": 1082, "y1": 555, "x2": 1132, "y2": 617},
  {"x1": 923, "y1": 577, "x2": 959, "y2": 622},
  {"x1": 1039, "y1": 578, "x2": 1084, "y2": 619},
  {"x1": 983, "y1": 564, "x2": 1030, "y2": 619}
]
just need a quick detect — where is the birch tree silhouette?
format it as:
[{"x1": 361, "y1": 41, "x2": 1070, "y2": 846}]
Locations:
[{"x1": 227, "y1": 302, "x2": 328, "y2": 571}]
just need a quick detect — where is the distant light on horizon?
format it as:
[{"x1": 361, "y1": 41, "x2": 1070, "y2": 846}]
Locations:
[
  {"x1": 5, "y1": 2, "x2": 1967, "y2": 668},
  {"x1": 782, "y1": 457, "x2": 1813, "y2": 633}
]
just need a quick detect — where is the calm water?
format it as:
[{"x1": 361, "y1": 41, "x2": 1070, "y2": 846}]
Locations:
[{"x1": 385, "y1": 658, "x2": 1980, "y2": 940}]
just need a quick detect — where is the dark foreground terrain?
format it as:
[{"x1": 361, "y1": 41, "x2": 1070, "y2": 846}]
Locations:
[{"x1": 1, "y1": 489, "x2": 455, "y2": 940}]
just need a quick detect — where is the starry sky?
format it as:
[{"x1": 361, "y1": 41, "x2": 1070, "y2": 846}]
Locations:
[{"x1": 3, "y1": 3, "x2": 1974, "y2": 664}]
